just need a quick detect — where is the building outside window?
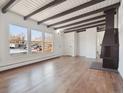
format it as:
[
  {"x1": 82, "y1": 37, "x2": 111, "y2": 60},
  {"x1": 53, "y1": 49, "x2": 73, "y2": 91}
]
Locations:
[
  {"x1": 31, "y1": 29, "x2": 43, "y2": 53},
  {"x1": 9, "y1": 24, "x2": 28, "y2": 54}
]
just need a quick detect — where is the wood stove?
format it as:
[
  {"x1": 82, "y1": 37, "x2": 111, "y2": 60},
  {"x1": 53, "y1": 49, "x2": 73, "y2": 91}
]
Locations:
[{"x1": 100, "y1": 8, "x2": 119, "y2": 69}]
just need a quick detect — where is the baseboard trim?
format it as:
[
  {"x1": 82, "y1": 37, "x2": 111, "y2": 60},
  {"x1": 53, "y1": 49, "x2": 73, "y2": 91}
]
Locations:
[{"x1": 0, "y1": 55, "x2": 61, "y2": 72}]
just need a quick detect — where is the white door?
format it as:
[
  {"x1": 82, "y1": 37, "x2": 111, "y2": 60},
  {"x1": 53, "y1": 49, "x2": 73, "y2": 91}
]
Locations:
[
  {"x1": 64, "y1": 33, "x2": 74, "y2": 56},
  {"x1": 78, "y1": 28, "x2": 97, "y2": 58}
]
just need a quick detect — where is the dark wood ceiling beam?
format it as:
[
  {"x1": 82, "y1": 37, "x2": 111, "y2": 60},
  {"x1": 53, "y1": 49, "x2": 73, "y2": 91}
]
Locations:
[
  {"x1": 64, "y1": 23, "x2": 105, "y2": 33},
  {"x1": 65, "y1": 19, "x2": 106, "y2": 31},
  {"x1": 24, "y1": 0, "x2": 66, "y2": 20},
  {"x1": 97, "y1": 29, "x2": 105, "y2": 32},
  {"x1": 2, "y1": 0, "x2": 16, "y2": 13},
  {"x1": 48, "y1": 3, "x2": 120, "y2": 27},
  {"x1": 54, "y1": 14, "x2": 105, "y2": 29},
  {"x1": 79, "y1": 23, "x2": 106, "y2": 30},
  {"x1": 77, "y1": 29, "x2": 86, "y2": 33},
  {"x1": 38, "y1": 0, "x2": 105, "y2": 24},
  {"x1": 97, "y1": 26, "x2": 105, "y2": 32},
  {"x1": 64, "y1": 29, "x2": 86, "y2": 33}
]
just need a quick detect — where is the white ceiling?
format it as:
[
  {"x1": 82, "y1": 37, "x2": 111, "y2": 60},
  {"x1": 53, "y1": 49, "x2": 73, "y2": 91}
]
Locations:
[
  {"x1": 0, "y1": 0, "x2": 120, "y2": 30},
  {"x1": 30, "y1": 0, "x2": 90, "y2": 21},
  {"x1": 0, "y1": 0, "x2": 8, "y2": 8},
  {"x1": 10, "y1": 0, "x2": 54, "y2": 16},
  {"x1": 43, "y1": 0, "x2": 120, "y2": 25}
]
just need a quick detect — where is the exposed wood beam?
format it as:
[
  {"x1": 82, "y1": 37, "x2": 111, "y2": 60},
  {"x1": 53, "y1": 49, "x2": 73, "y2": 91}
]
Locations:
[
  {"x1": 48, "y1": 3, "x2": 120, "y2": 27},
  {"x1": 64, "y1": 29, "x2": 86, "y2": 33},
  {"x1": 54, "y1": 15, "x2": 105, "y2": 29},
  {"x1": 24, "y1": 0, "x2": 66, "y2": 20},
  {"x1": 38, "y1": 0, "x2": 105, "y2": 24},
  {"x1": 82, "y1": 23, "x2": 106, "y2": 30},
  {"x1": 97, "y1": 26, "x2": 105, "y2": 32},
  {"x1": 77, "y1": 29, "x2": 86, "y2": 33},
  {"x1": 2, "y1": 0, "x2": 16, "y2": 13},
  {"x1": 97, "y1": 29, "x2": 105, "y2": 32},
  {"x1": 65, "y1": 19, "x2": 106, "y2": 31},
  {"x1": 64, "y1": 23, "x2": 105, "y2": 33}
]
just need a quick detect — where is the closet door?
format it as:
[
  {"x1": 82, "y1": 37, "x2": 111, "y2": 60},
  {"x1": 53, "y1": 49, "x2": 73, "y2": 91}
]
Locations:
[{"x1": 64, "y1": 32, "x2": 74, "y2": 56}]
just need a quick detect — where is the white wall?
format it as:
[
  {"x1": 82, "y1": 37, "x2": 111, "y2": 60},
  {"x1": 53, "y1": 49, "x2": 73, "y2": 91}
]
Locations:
[
  {"x1": 118, "y1": 1, "x2": 123, "y2": 78},
  {"x1": 78, "y1": 27, "x2": 97, "y2": 58},
  {"x1": 0, "y1": 12, "x2": 63, "y2": 71}
]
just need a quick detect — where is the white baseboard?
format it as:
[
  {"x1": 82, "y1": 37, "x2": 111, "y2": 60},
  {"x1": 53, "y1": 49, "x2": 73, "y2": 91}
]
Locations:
[{"x1": 0, "y1": 55, "x2": 61, "y2": 71}]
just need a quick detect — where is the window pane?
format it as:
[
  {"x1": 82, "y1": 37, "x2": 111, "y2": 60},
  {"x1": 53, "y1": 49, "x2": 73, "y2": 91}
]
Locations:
[
  {"x1": 44, "y1": 33, "x2": 53, "y2": 52},
  {"x1": 31, "y1": 30, "x2": 43, "y2": 53},
  {"x1": 9, "y1": 25, "x2": 28, "y2": 54}
]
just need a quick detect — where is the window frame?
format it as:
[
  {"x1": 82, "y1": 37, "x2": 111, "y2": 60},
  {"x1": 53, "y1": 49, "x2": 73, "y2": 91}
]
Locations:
[
  {"x1": 9, "y1": 24, "x2": 29, "y2": 56},
  {"x1": 31, "y1": 29, "x2": 44, "y2": 54},
  {"x1": 44, "y1": 32, "x2": 54, "y2": 53},
  {"x1": 8, "y1": 24, "x2": 55, "y2": 57}
]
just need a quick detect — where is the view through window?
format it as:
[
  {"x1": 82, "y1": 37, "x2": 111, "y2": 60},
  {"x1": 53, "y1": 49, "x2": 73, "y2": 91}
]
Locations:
[
  {"x1": 9, "y1": 25, "x2": 27, "y2": 54},
  {"x1": 44, "y1": 33, "x2": 53, "y2": 52},
  {"x1": 31, "y1": 29, "x2": 43, "y2": 53},
  {"x1": 9, "y1": 24, "x2": 54, "y2": 55}
]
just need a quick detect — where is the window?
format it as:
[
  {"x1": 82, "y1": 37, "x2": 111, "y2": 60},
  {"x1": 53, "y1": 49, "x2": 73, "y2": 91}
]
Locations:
[
  {"x1": 9, "y1": 24, "x2": 28, "y2": 54},
  {"x1": 31, "y1": 29, "x2": 43, "y2": 53},
  {"x1": 44, "y1": 33, "x2": 53, "y2": 52},
  {"x1": 9, "y1": 24, "x2": 54, "y2": 55}
]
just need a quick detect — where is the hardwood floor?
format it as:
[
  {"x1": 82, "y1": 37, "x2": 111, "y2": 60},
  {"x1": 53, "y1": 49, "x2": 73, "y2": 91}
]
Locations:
[{"x1": 0, "y1": 57, "x2": 122, "y2": 93}]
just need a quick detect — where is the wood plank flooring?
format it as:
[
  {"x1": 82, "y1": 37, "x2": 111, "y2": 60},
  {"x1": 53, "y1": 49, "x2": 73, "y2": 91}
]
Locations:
[{"x1": 0, "y1": 57, "x2": 122, "y2": 93}]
